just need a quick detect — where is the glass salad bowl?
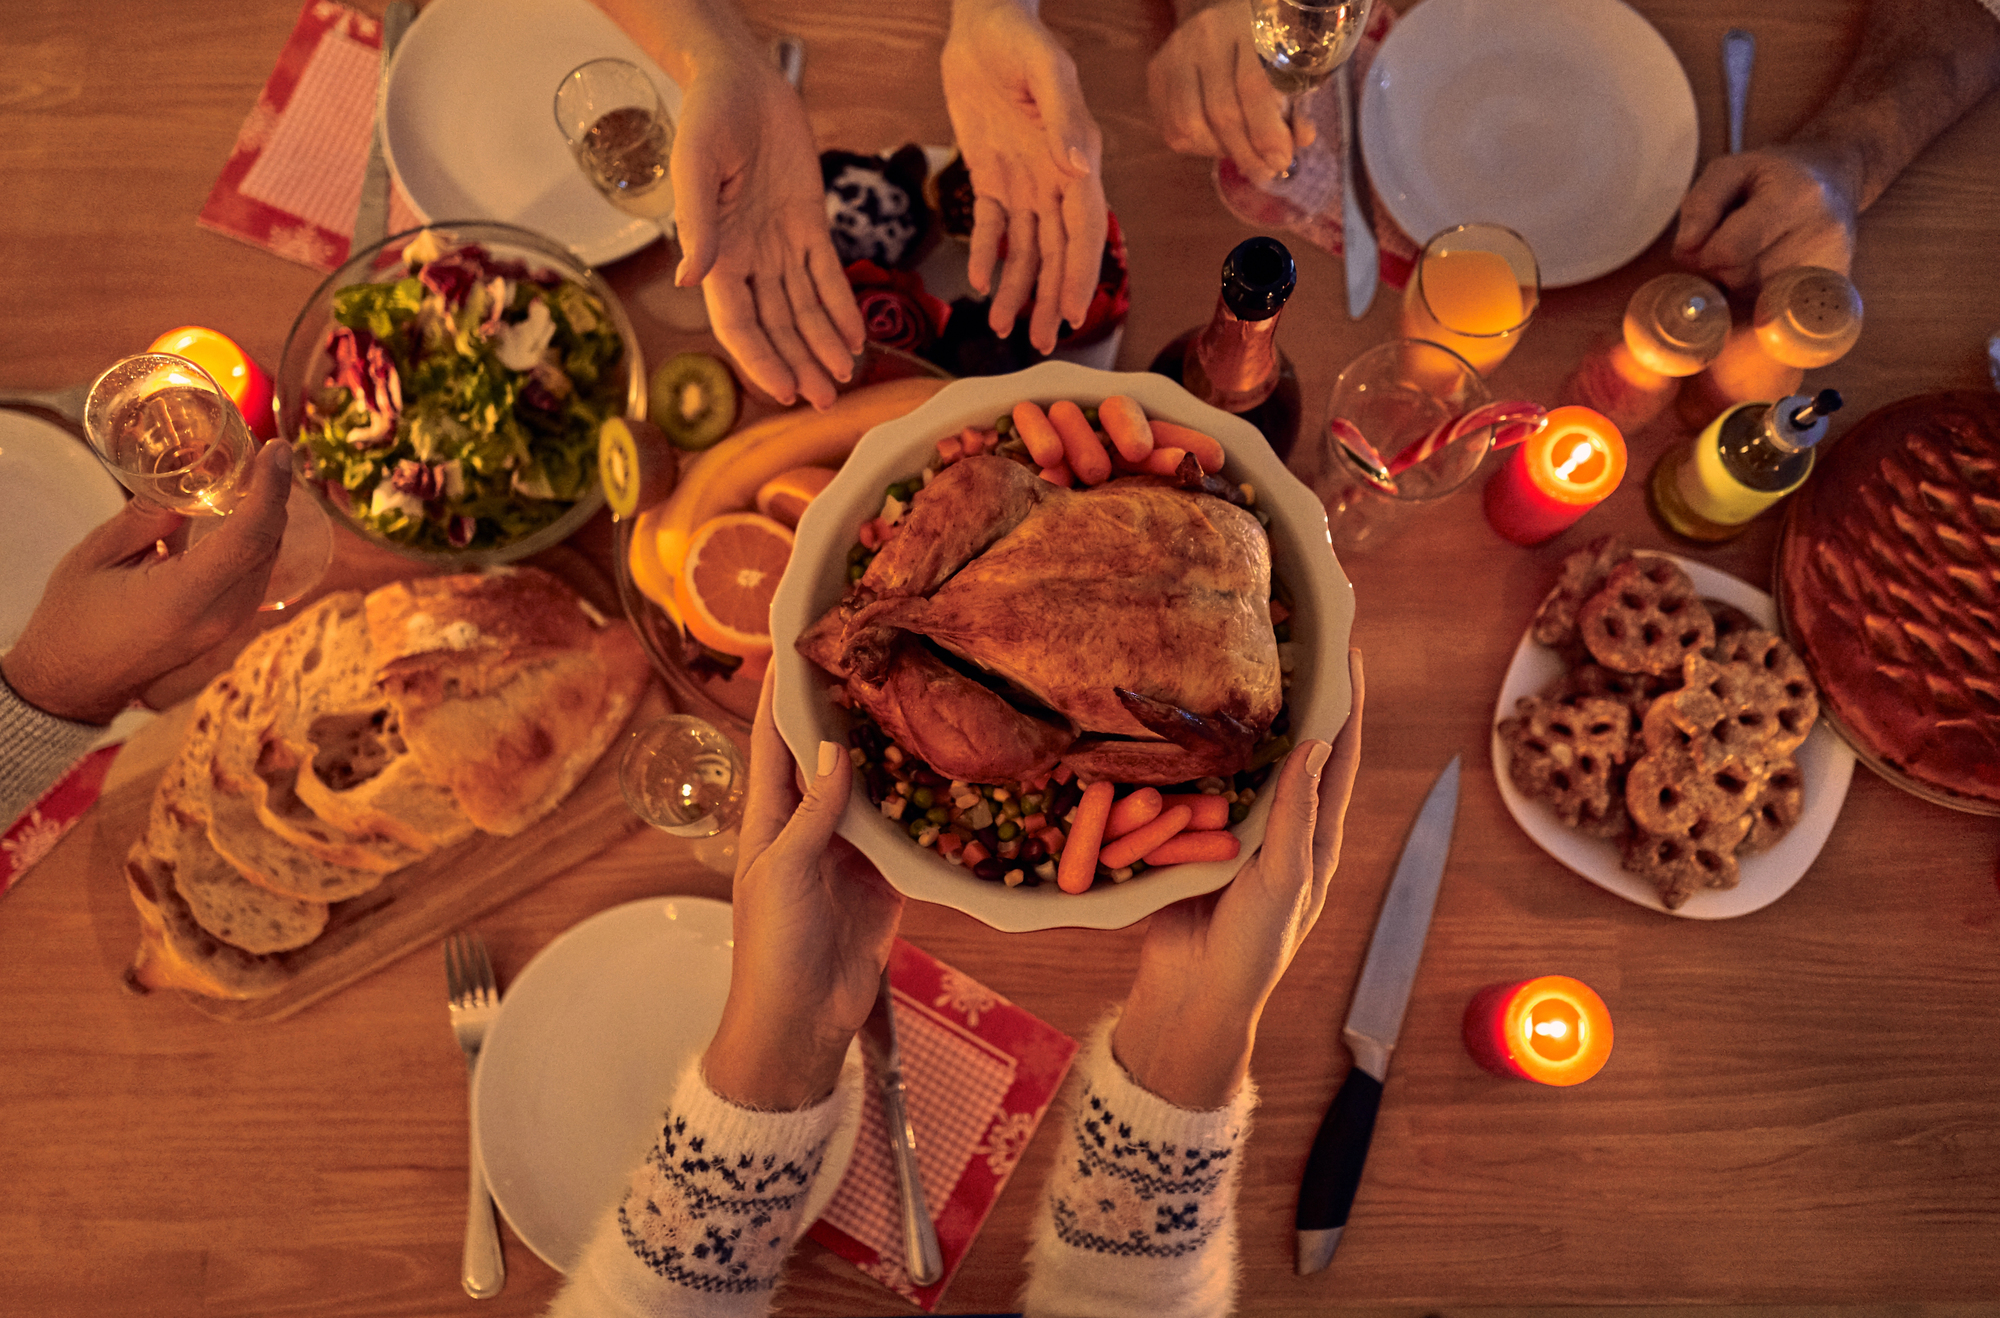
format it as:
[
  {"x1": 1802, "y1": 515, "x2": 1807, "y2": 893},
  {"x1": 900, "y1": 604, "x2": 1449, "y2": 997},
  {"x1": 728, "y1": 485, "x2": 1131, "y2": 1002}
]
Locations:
[{"x1": 276, "y1": 221, "x2": 643, "y2": 566}]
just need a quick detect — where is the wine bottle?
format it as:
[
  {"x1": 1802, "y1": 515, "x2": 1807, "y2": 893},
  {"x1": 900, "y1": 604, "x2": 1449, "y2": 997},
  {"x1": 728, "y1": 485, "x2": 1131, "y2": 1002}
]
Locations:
[
  {"x1": 1148, "y1": 235, "x2": 1302, "y2": 461},
  {"x1": 1650, "y1": 388, "x2": 1843, "y2": 541}
]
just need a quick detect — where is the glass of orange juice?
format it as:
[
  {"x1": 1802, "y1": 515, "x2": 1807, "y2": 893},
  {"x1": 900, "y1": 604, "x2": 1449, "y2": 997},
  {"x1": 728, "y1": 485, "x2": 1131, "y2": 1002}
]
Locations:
[{"x1": 1401, "y1": 224, "x2": 1540, "y2": 375}]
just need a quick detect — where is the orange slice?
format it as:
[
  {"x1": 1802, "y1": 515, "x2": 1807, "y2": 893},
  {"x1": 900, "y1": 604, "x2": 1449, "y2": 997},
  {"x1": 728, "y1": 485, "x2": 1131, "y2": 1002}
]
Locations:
[
  {"x1": 674, "y1": 512, "x2": 794, "y2": 658},
  {"x1": 754, "y1": 465, "x2": 838, "y2": 528}
]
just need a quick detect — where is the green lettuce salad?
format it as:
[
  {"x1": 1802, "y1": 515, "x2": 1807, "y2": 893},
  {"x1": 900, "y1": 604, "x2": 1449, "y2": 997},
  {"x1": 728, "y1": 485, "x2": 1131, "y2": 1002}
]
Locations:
[{"x1": 297, "y1": 232, "x2": 627, "y2": 553}]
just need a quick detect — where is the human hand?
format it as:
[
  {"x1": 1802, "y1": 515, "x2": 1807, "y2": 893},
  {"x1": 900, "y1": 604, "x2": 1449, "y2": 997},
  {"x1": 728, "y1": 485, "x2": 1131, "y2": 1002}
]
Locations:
[
  {"x1": 671, "y1": 49, "x2": 866, "y2": 410},
  {"x1": 1, "y1": 441, "x2": 289, "y2": 725},
  {"x1": 704, "y1": 667, "x2": 905, "y2": 1110},
  {"x1": 1112, "y1": 648, "x2": 1365, "y2": 1109},
  {"x1": 941, "y1": 0, "x2": 1108, "y2": 355},
  {"x1": 1148, "y1": 0, "x2": 1308, "y2": 185},
  {"x1": 1672, "y1": 143, "x2": 1861, "y2": 292}
]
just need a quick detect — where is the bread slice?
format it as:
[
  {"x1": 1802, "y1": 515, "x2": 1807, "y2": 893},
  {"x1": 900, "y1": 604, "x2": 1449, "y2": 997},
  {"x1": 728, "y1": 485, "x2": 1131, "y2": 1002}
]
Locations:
[
  {"x1": 147, "y1": 800, "x2": 328, "y2": 954},
  {"x1": 293, "y1": 702, "x2": 476, "y2": 851},
  {"x1": 123, "y1": 842, "x2": 295, "y2": 1001},
  {"x1": 387, "y1": 619, "x2": 650, "y2": 835}
]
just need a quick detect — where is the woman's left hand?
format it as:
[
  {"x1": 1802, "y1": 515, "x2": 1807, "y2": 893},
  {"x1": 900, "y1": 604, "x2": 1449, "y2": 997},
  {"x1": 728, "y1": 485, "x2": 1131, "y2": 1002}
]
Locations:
[{"x1": 703, "y1": 666, "x2": 905, "y2": 1110}]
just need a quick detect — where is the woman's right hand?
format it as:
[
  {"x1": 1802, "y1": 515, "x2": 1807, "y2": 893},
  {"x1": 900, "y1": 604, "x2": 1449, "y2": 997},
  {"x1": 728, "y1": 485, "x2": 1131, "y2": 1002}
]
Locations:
[{"x1": 1148, "y1": 0, "x2": 1308, "y2": 184}]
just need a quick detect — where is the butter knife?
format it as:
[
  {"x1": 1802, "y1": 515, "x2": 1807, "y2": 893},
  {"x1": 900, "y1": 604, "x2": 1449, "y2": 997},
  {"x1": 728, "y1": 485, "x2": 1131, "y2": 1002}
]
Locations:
[
  {"x1": 1335, "y1": 61, "x2": 1377, "y2": 319},
  {"x1": 352, "y1": 0, "x2": 415, "y2": 255},
  {"x1": 859, "y1": 968, "x2": 943, "y2": 1286}
]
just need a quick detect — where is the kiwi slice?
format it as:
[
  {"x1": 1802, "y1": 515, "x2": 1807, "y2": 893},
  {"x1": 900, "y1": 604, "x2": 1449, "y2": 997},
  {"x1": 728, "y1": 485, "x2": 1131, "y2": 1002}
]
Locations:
[
  {"x1": 648, "y1": 352, "x2": 740, "y2": 451},
  {"x1": 599, "y1": 416, "x2": 678, "y2": 518}
]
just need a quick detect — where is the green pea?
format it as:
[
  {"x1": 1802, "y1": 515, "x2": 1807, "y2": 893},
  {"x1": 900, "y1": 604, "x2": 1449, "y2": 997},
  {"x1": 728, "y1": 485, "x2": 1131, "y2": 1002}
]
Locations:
[
  {"x1": 848, "y1": 563, "x2": 865, "y2": 581},
  {"x1": 912, "y1": 786, "x2": 935, "y2": 809},
  {"x1": 1082, "y1": 405, "x2": 1100, "y2": 427},
  {"x1": 886, "y1": 482, "x2": 910, "y2": 503},
  {"x1": 996, "y1": 414, "x2": 1015, "y2": 436},
  {"x1": 909, "y1": 818, "x2": 930, "y2": 838},
  {"x1": 927, "y1": 806, "x2": 950, "y2": 825},
  {"x1": 1229, "y1": 801, "x2": 1250, "y2": 824},
  {"x1": 1274, "y1": 622, "x2": 1292, "y2": 643},
  {"x1": 997, "y1": 820, "x2": 1020, "y2": 841}
]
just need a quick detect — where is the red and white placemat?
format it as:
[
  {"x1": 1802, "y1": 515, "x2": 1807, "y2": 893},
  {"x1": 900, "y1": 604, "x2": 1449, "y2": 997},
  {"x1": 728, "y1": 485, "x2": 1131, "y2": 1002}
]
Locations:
[
  {"x1": 199, "y1": 0, "x2": 421, "y2": 271},
  {"x1": 2, "y1": 744, "x2": 123, "y2": 895},
  {"x1": 810, "y1": 939, "x2": 1078, "y2": 1310}
]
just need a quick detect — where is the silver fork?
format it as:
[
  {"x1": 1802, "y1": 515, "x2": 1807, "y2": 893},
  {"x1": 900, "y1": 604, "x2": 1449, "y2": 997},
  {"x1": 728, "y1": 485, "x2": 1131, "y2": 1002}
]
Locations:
[{"x1": 445, "y1": 932, "x2": 506, "y2": 1300}]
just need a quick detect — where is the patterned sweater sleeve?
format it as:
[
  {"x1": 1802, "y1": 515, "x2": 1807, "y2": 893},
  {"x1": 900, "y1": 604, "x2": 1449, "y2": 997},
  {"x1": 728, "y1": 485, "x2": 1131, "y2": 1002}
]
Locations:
[
  {"x1": 1, "y1": 672, "x2": 104, "y2": 828},
  {"x1": 548, "y1": 1057, "x2": 855, "y2": 1318},
  {"x1": 1020, "y1": 1013, "x2": 1258, "y2": 1318}
]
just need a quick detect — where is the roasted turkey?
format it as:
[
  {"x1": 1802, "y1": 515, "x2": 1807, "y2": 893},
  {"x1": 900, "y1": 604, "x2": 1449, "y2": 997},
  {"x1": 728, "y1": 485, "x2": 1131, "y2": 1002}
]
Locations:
[{"x1": 798, "y1": 455, "x2": 1280, "y2": 784}]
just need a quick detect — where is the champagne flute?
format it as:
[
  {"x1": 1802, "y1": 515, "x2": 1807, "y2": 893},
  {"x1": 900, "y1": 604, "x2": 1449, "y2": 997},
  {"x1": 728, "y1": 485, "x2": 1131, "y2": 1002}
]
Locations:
[
  {"x1": 1249, "y1": 0, "x2": 1371, "y2": 178},
  {"x1": 83, "y1": 352, "x2": 332, "y2": 610}
]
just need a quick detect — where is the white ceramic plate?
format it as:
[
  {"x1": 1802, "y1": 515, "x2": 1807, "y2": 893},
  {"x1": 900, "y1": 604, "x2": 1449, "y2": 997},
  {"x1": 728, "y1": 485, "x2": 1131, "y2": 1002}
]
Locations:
[
  {"x1": 770, "y1": 361, "x2": 1357, "y2": 934},
  {"x1": 382, "y1": 0, "x2": 683, "y2": 267},
  {"x1": 1491, "y1": 555, "x2": 1856, "y2": 919},
  {"x1": 1360, "y1": 0, "x2": 1698, "y2": 288},
  {"x1": 472, "y1": 897, "x2": 861, "y2": 1272}
]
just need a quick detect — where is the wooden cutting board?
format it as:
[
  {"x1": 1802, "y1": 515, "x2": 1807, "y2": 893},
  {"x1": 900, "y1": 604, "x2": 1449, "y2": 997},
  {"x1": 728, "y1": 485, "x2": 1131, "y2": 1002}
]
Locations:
[{"x1": 97, "y1": 680, "x2": 666, "y2": 1023}]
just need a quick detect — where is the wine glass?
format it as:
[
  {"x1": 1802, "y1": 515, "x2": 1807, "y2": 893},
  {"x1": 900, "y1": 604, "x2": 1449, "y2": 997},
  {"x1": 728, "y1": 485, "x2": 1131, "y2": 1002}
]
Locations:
[
  {"x1": 1249, "y1": 0, "x2": 1372, "y2": 180},
  {"x1": 618, "y1": 714, "x2": 747, "y2": 839},
  {"x1": 83, "y1": 352, "x2": 332, "y2": 610}
]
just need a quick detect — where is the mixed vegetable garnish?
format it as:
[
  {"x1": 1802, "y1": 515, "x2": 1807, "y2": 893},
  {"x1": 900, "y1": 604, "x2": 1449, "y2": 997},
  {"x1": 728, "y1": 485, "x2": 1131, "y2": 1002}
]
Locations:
[
  {"x1": 297, "y1": 231, "x2": 627, "y2": 553},
  {"x1": 837, "y1": 397, "x2": 1297, "y2": 892}
]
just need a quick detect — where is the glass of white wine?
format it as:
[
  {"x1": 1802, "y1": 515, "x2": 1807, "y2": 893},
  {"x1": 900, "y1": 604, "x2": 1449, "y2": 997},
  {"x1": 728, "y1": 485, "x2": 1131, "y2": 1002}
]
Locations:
[
  {"x1": 83, "y1": 352, "x2": 333, "y2": 609},
  {"x1": 553, "y1": 58, "x2": 677, "y2": 225},
  {"x1": 1249, "y1": 0, "x2": 1371, "y2": 179},
  {"x1": 618, "y1": 714, "x2": 747, "y2": 839}
]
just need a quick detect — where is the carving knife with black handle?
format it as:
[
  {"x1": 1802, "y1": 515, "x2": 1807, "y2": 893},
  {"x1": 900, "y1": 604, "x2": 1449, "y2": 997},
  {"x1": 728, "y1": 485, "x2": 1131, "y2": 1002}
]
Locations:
[{"x1": 1296, "y1": 754, "x2": 1460, "y2": 1275}]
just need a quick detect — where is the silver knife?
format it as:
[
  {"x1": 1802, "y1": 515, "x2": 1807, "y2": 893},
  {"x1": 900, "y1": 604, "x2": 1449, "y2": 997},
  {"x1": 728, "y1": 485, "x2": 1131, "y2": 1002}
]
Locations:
[
  {"x1": 860, "y1": 968, "x2": 944, "y2": 1286},
  {"x1": 1296, "y1": 754, "x2": 1460, "y2": 1275},
  {"x1": 1723, "y1": 28, "x2": 1755, "y2": 155},
  {"x1": 1335, "y1": 61, "x2": 1378, "y2": 319},
  {"x1": 352, "y1": 0, "x2": 415, "y2": 255}
]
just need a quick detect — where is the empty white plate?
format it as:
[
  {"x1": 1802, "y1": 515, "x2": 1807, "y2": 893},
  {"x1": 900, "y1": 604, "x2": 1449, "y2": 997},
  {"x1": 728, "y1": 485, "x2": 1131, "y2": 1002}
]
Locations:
[
  {"x1": 382, "y1": 0, "x2": 682, "y2": 266},
  {"x1": 1361, "y1": 0, "x2": 1698, "y2": 288}
]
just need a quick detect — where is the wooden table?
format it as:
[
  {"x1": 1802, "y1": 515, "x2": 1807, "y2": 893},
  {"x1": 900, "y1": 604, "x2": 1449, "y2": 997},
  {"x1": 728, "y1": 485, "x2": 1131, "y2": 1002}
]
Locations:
[{"x1": 5, "y1": 1, "x2": 1998, "y2": 1314}]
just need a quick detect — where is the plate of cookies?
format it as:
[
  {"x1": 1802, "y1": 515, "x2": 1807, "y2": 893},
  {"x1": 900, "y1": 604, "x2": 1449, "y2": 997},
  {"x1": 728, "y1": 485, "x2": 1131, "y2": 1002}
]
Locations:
[{"x1": 1492, "y1": 538, "x2": 1855, "y2": 918}]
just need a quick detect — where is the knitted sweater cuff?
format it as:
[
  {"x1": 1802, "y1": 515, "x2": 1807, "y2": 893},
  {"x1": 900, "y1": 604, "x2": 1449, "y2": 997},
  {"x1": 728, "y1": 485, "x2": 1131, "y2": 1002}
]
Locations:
[
  {"x1": 0, "y1": 669, "x2": 103, "y2": 827},
  {"x1": 552, "y1": 1055, "x2": 856, "y2": 1318},
  {"x1": 1020, "y1": 1010, "x2": 1258, "y2": 1318}
]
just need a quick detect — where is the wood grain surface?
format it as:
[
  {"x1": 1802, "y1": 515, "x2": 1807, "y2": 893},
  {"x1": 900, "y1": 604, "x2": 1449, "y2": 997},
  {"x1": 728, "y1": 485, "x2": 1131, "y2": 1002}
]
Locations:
[{"x1": 3, "y1": 1, "x2": 1998, "y2": 1315}]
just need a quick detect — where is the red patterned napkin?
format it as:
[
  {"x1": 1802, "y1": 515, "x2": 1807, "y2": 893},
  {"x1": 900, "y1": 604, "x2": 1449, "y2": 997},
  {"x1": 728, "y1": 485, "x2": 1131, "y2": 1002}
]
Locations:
[
  {"x1": 1213, "y1": 3, "x2": 1421, "y2": 289},
  {"x1": 2, "y1": 744, "x2": 122, "y2": 895},
  {"x1": 809, "y1": 939, "x2": 1078, "y2": 1311},
  {"x1": 199, "y1": 0, "x2": 422, "y2": 271}
]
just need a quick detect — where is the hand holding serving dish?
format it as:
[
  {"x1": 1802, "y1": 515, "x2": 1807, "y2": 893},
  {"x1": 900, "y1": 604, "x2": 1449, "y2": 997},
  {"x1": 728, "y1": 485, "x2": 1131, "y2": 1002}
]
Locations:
[{"x1": 770, "y1": 362, "x2": 1355, "y2": 933}]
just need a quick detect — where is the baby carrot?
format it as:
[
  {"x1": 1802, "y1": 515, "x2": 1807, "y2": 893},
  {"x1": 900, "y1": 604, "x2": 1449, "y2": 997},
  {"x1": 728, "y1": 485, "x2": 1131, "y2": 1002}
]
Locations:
[
  {"x1": 1140, "y1": 446, "x2": 1192, "y2": 477},
  {"x1": 1142, "y1": 830, "x2": 1241, "y2": 866},
  {"x1": 1058, "y1": 780, "x2": 1116, "y2": 893},
  {"x1": 1148, "y1": 419, "x2": 1227, "y2": 473},
  {"x1": 1098, "y1": 395, "x2": 1155, "y2": 463},
  {"x1": 1038, "y1": 462, "x2": 1074, "y2": 486},
  {"x1": 1160, "y1": 792, "x2": 1232, "y2": 831},
  {"x1": 1104, "y1": 786, "x2": 1164, "y2": 839},
  {"x1": 1012, "y1": 401, "x2": 1067, "y2": 468},
  {"x1": 1048, "y1": 399, "x2": 1113, "y2": 485},
  {"x1": 1099, "y1": 804, "x2": 1194, "y2": 871}
]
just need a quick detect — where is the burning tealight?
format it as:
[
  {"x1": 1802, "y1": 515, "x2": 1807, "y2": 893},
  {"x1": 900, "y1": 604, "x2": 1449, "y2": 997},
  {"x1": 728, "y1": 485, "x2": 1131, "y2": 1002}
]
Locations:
[
  {"x1": 1462, "y1": 975, "x2": 1613, "y2": 1086},
  {"x1": 1482, "y1": 405, "x2": 1626, "y2": 545},
  {"x1": 147, "y1": 326, "x2": 275, "y2": 438}
]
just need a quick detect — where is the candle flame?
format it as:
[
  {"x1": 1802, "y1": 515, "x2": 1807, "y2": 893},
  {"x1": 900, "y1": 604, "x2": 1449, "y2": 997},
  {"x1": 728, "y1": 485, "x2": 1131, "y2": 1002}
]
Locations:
[
  {"x1": 1533, "y1": 1020, "x2": 1569, "y2": 1039},
  {"x1": 1552, "y1": 439, "x2": 1599, "y2": 481}
]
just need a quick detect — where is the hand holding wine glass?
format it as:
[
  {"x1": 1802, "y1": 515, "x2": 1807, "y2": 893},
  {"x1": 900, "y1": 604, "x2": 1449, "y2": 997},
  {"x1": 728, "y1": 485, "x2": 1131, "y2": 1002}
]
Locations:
[
  {"x1": 82, "y1": 352, "x2": 331, "y2": 612},
  {"x1": 1248, "y1": 0, "x2": 1370, "y2": 179}
]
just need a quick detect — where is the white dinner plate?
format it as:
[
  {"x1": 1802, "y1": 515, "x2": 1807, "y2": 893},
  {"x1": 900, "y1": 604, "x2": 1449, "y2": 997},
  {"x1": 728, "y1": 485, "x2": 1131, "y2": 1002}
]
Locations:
[
  {"x1": 382, "y1": 0, "x2": 683, "y2": 267},
  {"x1": 1491, "y1": 555, "x2": 1856, "y2": 919},
  {"x1": 1360, "y1": 0, "x2": 1698, "y2": 288},
  {"x1": 472, "y1": 897, "x2": 862, "y2": 1272}
]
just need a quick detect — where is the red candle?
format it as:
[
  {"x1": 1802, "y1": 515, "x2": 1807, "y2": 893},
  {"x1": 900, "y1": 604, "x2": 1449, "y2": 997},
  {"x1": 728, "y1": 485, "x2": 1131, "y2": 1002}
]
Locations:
[
  {"x1": 1463, "y1": 975, "x2": 1614, "y2": 1086},
  {"x1": 148, "y1": 326, "x2": 275, "y2": 439},
  {"x1": 1482, "y1": 404, "x2": 1625, "y2": 545}
]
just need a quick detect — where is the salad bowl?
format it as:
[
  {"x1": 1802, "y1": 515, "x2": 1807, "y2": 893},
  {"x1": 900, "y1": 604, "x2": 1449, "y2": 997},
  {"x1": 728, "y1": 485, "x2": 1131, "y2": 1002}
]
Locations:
[
  {"x1": 277, "y1": 221, "x2": 643, "y2": 567},
  {"x1": 770, "y1": 360, "x2": 1356, "y2": 933}
]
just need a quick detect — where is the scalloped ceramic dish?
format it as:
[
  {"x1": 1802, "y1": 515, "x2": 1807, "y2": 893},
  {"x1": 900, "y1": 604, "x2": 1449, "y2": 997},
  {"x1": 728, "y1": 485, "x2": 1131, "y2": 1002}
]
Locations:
[
  {"x1": 1491, "y1": 554, "x2": 1856, "y2": 919},
  {"x1": 769, "y1": 361, "x2": 1356, "y2": 933}
]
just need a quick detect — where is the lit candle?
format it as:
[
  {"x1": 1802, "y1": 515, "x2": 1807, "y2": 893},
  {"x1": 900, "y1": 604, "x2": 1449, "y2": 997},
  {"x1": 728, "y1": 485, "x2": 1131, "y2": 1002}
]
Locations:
[
  {"x1": 147, "y1": 326, "x2": 275, "y2": 438},
  {"x1": 1482, "y1": 404, "x2": 1626, "y2": 545},
  {"x1": 1462, "y1": 975, "x2": 1614, "y2": 1086}
]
